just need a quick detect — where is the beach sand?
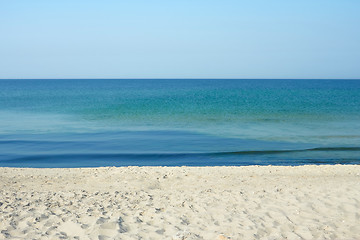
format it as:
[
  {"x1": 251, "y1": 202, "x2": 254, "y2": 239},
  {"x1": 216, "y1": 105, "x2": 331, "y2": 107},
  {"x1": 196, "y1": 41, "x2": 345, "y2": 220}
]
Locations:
[{"x1": 0, "y1": 165, "x2": 359, "y2": 239}]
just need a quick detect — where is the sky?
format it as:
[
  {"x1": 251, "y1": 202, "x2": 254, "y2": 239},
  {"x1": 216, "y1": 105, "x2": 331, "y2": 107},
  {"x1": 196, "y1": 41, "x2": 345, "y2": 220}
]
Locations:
[{"x1": 0, "y1": 0, "x2": 359, "y2": 79}]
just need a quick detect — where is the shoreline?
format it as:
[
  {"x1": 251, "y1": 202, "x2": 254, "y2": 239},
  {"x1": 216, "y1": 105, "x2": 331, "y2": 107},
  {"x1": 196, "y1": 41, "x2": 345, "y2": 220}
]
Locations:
[{"x1": 1, "y1": 165, "x2": 360, "y2": 239}]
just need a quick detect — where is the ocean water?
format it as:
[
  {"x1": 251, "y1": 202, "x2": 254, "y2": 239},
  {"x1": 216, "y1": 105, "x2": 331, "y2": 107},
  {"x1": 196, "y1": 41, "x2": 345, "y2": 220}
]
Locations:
[{"x1": 0, "y1": 79, "x2": 359, "y2": 167}]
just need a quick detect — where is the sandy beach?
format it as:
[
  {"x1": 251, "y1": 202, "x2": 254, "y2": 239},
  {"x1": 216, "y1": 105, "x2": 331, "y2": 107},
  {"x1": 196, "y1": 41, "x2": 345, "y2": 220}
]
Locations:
[{"x1": 0, "y1": 165, "x2": 359, "y2": 239}]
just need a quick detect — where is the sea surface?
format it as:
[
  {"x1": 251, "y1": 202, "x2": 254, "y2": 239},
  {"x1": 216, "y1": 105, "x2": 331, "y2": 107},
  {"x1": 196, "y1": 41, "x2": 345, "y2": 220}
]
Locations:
[{"x1": 0, "y1": 79, "x2": 359, "y2": 167}]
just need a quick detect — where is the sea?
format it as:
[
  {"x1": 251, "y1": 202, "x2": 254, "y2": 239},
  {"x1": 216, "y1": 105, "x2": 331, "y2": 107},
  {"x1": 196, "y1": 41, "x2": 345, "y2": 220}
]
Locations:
[{"x1": 0, "y1": 79, "x2": 359, "y2": 167}]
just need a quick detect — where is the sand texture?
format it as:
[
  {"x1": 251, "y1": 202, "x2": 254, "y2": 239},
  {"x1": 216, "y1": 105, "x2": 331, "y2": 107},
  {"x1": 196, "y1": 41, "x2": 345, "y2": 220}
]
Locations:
[{"x1": 0, "y1": 165, "x2": 360, "y2": 239}]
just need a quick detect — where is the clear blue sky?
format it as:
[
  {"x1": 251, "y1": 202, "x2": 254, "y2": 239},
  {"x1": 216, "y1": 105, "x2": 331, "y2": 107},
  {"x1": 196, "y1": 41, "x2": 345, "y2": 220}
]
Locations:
[{"x1": 1, "y1": 0, "x2": 359, "y2": 79}]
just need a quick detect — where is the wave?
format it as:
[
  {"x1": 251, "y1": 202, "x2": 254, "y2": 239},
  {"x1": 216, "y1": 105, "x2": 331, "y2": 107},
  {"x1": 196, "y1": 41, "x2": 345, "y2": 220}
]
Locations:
[
  {"x1": 0, "y1": 133, "x2": 359, "y2": 167},
  {"x1": 221, "y1": 146, "x2": 360, "y2": 155}
]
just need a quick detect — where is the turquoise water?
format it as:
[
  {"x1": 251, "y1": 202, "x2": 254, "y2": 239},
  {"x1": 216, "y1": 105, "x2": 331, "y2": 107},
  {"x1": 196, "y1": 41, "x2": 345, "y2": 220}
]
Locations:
[{"x1": 0, "y1": 79, "x2": 359, "y2": 167}]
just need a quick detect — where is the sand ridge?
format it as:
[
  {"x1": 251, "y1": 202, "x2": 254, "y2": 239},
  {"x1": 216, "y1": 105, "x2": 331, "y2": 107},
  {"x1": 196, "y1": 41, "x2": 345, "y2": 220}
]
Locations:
[{"x1": 0, "y1": 165, "x2": 360, "y2": 239}]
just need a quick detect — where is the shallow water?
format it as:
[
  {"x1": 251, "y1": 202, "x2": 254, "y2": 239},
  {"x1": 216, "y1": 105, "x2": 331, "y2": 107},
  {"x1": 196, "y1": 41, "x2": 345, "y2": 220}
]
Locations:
[{"x1": 0, "y1": 79, "x2": 359, "y2": 167}]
